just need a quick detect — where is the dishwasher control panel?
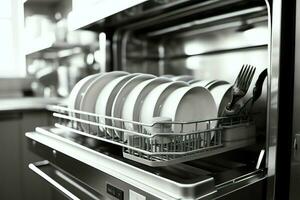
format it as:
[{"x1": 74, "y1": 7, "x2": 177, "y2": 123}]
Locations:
[{"x1": 107, "y1": 183, "x2": 124, "y2": 200}]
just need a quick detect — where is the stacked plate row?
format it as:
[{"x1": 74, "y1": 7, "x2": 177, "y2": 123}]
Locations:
[{"x1": 68, "y1": 71, "x2": 233, "y2": 138}]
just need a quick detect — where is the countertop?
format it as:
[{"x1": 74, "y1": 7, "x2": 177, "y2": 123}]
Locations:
[{"x1": 0, "y1": 97, "x2": 66, "y2": 112}]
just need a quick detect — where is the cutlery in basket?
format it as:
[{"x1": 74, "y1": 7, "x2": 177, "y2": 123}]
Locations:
[
  {"x1": 224, "y1": 64, "x2": 256, "y2": 115},
  {"x1": 238, "y1": 68, "x2": 268, "y2": 115}
]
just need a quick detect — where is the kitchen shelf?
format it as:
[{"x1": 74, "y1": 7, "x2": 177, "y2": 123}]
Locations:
[{"x1": 26, "y1": 39, "x2": 98, "y2": 59}]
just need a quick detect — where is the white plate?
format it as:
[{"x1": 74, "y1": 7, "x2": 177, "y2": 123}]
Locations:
[
  {"x1": 160, "y1": 74, "x2": 174, "y2": 78},
  {"x1": 160, "y1": 86, "x2": 217, "y2": 133},
  {"x1": 68, "y1": 74, "x2": 100, "y2": 117},
  {"x1": 140, "y1": 81, "x2": 187, "y2": 132},
  {"x1": 122, "y1": 77, "x2": 170, "y2": 132},
  {"x1": 187, "y1": 79, "x2": 201, "y2": 84},
  {"x1": 111, "y1": 74, "x2": 156, "y2": 136},
  {"x1": 210, "y1": 84, "x2": 232, "y2": 116},
  {"x1": 80, "y1": 71, "x2": 129, "y2": 133},
  {"x1": 206, "y1": 80, "x2": 229, "y2": 90},
  {"x1": 95, "y1": 73, "x2": 139, "y2": 133},
  {"x1": 190, "y1": 80, "x2": 215, "y2": 88},
  {"x1": 171, "y1": 75, "x2": 194, "y2": 82}
]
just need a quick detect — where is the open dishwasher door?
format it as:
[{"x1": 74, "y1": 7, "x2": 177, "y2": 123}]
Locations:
[{"x1": 26, "y1": 127, "x2": 266, "y2": 200}]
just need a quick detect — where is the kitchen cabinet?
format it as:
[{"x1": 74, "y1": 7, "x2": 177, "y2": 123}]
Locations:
[
  {"x1": 0, "y1": 110, "x2": 53, "y2": 200},
  {"x1": 20, "y1": 111, "x2": 53, "y2": 200},
  {"x1": 0, "y1": 113, "x2": 22, "y2": 200}
]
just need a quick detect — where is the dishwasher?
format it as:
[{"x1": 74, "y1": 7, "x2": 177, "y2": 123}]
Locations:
[{"x1": 25, "y1": 0, "x2": 296, "y2": 199}]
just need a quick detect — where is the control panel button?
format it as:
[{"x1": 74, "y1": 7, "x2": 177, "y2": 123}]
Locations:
[{"x1": 107, "y1": 184, "x2": 124, "y2": 200}]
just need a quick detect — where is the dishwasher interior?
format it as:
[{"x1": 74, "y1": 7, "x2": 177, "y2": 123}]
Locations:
[
  {"x1": 26, "y1": 0, "x2": 271, "y2": 199},
  {"x1": 111, "y1": 0, "x2": 269, "y2": 180}
]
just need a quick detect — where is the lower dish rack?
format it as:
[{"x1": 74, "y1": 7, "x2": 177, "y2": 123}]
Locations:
[{"x1": 49, "y1": 105, "x2": 256, "y2": 167}]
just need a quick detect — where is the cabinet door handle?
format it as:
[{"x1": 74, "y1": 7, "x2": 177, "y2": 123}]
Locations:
[
  {"x1": 29, "y1": 161, "x2": 80, "y2": 200},
  {"x1": 294, "y1": 134, "x2": 300, "y2": 151}
]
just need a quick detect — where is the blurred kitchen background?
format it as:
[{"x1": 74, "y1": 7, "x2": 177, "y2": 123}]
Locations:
[
  {"x1": 1, "y1": 0, "x2": 109, "y2": 99},
  {"x1": 0, "y1": 0, "x2": 108, "y2": 199},
  {"x1": 1, "y1": 0, "x2": 269, "y2": 99}
]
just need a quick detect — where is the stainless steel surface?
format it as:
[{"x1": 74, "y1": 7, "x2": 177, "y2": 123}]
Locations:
[
  {"x1": 290, "y1": 0, "x2": 300, "y2": 199},
  {"x1": 29, "y1": 161, "x2": 81, "y2": 200},
  {"x1": 26, "y1": 126, "x2": 267, "y2": 199},
  {"x1": 145, "y1": 6, "x2": 267, "y2": 38},
  {"x1": 29, "y1": 160, "x2": 105, "y2": 200},
  {"x1": 26, "y1": 128, "x2": 217, "y2": 200},
  {"x1": 214, "y1": 169, "x2": 266, "y2": 199},
  {"x1": 265, "y1": 0, "x2": 279, "y2": 199},
  {"x1": 117, "y1": 0, "x2": 264, "y2": 31},
  {"x1": 51, "y1": 105, "x2": 255, "y2": 166},
  {"x1": 112, "y1": 0, "x2": 268, "y2": 74}
]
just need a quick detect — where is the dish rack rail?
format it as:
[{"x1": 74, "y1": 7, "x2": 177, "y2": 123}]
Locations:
[{"x1": 49, "y1": 105, "x2": 255, "y2": 167}]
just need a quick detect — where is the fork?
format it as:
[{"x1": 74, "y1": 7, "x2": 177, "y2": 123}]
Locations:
[{"x1": 226, "y1": 64, "x2": 256, "y2": 112}]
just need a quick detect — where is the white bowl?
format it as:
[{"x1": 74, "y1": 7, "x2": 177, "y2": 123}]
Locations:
[
  {"x1": 122, "y1": 77, "x2": 170, "y2": 132},
  {"x1": 94, "y1": 73, "x2": 138, "y2": 133},
  {"x1": 160, "y1": 86, "x2": 217, "y2": 133},
  {"x1": 68, "y1": 74, "x2": 100, "y2": 117},
  {"x1": 171, "y1": 75, "x2": 194, "y2": 82},
  {"x1": 111, "y1": 74, "x2": 156, "y2": 136},
  {"x1": 80, "y1": 71, "x2": 129, "y2": 133},
  {"x1": 140, "y1": 81, "x2": 187, "y2": 132},
  {"x1": 210, "y1": 84, "x2": 232, "y2": 116}
]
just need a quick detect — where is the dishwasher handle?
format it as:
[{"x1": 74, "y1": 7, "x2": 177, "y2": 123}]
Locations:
[
  {"x1": 29, "y1": 161, "x2": 80, "y2": 200},
  {"x1": 293, "y1": 134, "x2": 300, "y2": 162}
]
